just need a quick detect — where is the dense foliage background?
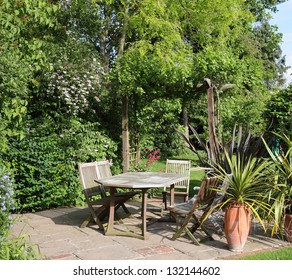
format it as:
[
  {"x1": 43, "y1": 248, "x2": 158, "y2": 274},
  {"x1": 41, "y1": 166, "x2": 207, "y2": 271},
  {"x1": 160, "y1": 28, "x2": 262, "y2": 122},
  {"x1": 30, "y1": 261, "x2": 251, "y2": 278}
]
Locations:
[{"x1": 0, "y1": 0, "x2": 291, "y2": 212}]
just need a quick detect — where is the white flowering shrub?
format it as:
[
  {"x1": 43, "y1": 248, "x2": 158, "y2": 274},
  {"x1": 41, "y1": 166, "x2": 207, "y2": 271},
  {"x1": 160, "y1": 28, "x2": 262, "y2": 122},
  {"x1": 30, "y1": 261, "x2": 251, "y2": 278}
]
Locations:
[
  {"x1": 46, "y1": 57, "x2": 103, "y2": 116},
  {"x1": 0, "y1": 169, "x2": 15, "y2": 242}
]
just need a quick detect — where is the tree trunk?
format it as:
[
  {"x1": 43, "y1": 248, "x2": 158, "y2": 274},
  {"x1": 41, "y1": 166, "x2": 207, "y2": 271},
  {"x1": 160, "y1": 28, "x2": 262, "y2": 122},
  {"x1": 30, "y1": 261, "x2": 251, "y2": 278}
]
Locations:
[
  {"x1": 206, "y1": 80, "x2": 220, "y2": 165},
  {"x1": 99, "y1": 8, "x2": 110, "y2": 73},
  {"x1": 119, "y1": 4, "x2": 130, "y2": 172},
  {"x1": 182, "y1": 102, "x2": 189, "y2": 147},
  {"x1": 122, "y1": 95, "x2": 130, "y2": 172}
]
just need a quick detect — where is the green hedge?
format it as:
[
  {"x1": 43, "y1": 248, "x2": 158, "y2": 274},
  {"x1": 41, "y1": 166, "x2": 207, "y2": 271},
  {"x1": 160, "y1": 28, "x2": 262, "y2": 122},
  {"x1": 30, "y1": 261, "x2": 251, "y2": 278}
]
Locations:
[{"x1": 4, "y1": 119, "x2": 118, "y2": 212}]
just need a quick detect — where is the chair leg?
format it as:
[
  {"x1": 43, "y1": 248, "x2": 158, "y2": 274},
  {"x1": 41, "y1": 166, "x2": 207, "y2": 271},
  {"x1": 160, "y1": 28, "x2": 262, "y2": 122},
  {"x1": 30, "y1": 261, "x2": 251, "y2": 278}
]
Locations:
[
  {"x1": 80, "y1": 215, "x2": 91, "y2": 228},
  {"x1": 121, "y1": 203, "x2": 130, "y2": 214},
  {"x1": 189, "y1": 221, "x2": 200, "y2": 233},
  {"x1": 171, "y1": 211, "x2": 200, "y2": 245},
  {"x1": 93, "y1": 207, "x2": 108, "y2": 230},
  {"x1": 82, "y1": 205, "x2": 107, "y2": 230},
  {"x1": 191, "y1": 214, "x2": 214, "y2": 241},
  {"x1": 171, "y1": 222, "x2": 200, "y2": 245},
  {"x1": 184, "y1": 227, "x2": 200, "y2": 245}
]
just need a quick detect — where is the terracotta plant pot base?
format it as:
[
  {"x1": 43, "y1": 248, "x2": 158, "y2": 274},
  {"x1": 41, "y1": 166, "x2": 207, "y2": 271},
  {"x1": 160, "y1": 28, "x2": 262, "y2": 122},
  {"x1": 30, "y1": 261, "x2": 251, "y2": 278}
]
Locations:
[{"x1": 224, "y1": 205, "x2": 251, "y2": 252}]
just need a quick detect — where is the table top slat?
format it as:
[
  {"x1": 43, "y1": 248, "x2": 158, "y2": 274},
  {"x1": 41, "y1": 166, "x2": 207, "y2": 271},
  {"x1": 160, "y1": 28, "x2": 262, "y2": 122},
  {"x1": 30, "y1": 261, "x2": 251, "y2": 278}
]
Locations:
[{"x1": 95, "y1": 172, "x2": 187, "y2": 189}]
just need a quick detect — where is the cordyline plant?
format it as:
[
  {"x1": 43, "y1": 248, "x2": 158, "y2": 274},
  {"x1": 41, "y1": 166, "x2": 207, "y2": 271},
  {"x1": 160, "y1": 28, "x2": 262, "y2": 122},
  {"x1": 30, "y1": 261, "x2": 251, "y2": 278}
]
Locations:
[
  {"x1": 205, "y1": 151, "x2": 274, "y2": 230},
  {"x1": 262, "y1": 133, "x2": 292, "y2": 235},
  {"x1": 177, "y1": 124, "x2": 268, "y2": 172},
  {"x1": 178, "y1": 123, "x2": 275, "y2": 230}
]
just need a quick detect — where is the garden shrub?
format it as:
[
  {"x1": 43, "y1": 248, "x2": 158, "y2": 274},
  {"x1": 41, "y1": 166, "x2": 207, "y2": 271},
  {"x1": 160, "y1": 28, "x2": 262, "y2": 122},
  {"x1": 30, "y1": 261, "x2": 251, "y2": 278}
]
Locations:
[{"x1": 4, "y1": 118, "x2": 118, "y2": 212}]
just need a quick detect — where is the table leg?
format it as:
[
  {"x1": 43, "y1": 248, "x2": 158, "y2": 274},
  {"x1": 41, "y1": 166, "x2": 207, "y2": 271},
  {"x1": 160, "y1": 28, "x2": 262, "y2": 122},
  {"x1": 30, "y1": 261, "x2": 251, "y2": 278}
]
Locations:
[
  {"x1": 170, "y1": 183, "x2": 175, "y2": 206},
  {"x1": 141, "y1": 189, "x2": 148, "y2": 239},
  {"x1": 105, "y1": 187, "x2": 115, "y2": 235},
  {"x1": 105, "y1": 187, "x2": 148, "y2": 240}
]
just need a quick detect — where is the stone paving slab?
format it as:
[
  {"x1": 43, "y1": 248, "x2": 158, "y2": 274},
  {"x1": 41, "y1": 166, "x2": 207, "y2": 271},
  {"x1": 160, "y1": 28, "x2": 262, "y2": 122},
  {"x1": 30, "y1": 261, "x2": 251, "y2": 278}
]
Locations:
[{"x1": 10, "y1": 202, "x2": 291, "y2": 260}]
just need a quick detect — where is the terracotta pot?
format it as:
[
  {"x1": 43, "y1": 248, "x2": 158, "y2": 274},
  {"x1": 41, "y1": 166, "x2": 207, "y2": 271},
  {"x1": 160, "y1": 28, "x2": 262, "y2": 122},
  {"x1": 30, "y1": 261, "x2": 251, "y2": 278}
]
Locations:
[
  {"x1": 224, "y1": 204, "x2": 251, "y2": 252},
  {"x1": 284, "y1": 214, "x2": 292, "y2": 242}
]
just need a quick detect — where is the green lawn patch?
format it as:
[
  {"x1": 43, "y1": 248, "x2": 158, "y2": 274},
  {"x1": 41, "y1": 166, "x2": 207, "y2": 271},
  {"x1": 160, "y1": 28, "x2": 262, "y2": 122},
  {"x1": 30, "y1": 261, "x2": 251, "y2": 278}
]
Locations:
[{"x1": 237, "y1": 246, "x2": 292, "y2": 260}]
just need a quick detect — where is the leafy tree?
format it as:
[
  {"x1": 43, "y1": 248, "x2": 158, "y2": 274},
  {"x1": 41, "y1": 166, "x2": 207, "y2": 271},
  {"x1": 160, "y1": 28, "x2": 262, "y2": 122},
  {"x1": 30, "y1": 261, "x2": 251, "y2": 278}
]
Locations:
[
  {"x1": 62, "y1": 0, "x2": 194, "y2": 168},
  {"x1": 0, "y1": 50, "x2": 29, "y2": 150},
  {"x1": 253, "y1": 20, "x2": 288, "y2": 87},
  {"x1": 0, "y1": 0, "x2": 61, "y2": 152},
  {"x1": 184, "y1": 0, "x2": 288, "y2": 141},
  {"x1": 264, "y1": 84, "x2": 292, "y2": 136},
  {"x1": 245, "y1": 0, "x2": 289, "y2": 86},
  {"x1": 175, "y1": 1, "x2": 266, "y2": 142},
  {"x1": 246, "y1": 0, "x2": 287, "y2": 21},
  {"x1": 136, "y1": 98, "x2": 184, "y2": 156},
  {"x1": 61, "y1": 0, "x2": 289, "y2": 167}
]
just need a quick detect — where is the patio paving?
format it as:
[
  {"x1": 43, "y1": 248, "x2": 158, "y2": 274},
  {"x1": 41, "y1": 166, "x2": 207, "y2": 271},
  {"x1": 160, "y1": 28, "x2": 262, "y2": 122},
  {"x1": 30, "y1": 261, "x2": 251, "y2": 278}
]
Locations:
[{"x1": 10, "y1": 199, "x2": 291, "y2": 260}]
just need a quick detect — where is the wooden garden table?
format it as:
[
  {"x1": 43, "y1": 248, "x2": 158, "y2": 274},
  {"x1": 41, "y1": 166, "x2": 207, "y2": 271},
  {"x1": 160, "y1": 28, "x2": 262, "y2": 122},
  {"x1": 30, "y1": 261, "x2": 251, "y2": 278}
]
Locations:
[{"x1": 96, "y1": 172, "x2": 188, "y2": 240}]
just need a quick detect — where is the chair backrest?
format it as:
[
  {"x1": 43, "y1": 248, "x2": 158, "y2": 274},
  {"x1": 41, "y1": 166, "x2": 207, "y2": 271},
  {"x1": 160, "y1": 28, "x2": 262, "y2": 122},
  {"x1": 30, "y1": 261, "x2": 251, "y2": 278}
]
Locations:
[
  {"x1": 78, "y1": 160, "x2": 113, "y2": 200},
  {"x1": 95, "y1": 160, "x2": 113, "y2": 195},
  {"x1": 210, "y1": 173, "x2": 232, "y2": 207},
  {"x1": 78, "y1": 162, "x2": 102, "y2": 202},
  {"x1": 165, "y1": 159, "x2": 191, "y2": 192},
  {"x1": 190, "y1": 177, "x2": 220, "y2": 212},
  {"x1": 96, "y1": 160, "x2": 112, "y2": 178}
]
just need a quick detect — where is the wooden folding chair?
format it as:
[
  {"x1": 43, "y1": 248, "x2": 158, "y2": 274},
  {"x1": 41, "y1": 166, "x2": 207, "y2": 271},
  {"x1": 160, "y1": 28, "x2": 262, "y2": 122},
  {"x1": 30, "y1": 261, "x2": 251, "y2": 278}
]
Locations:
[
  {"x1": 168, "y1": 177, "x2": 222, "y2": 245},
  {"x1": 189, "y1": 174, "x2": 232, "y2": 238},
  {"x1": 162, "y1": 159, "x2": 191, "y2": 210},
  {"x1": 78, "y1": 161, "x2": 137, "y2": 230}
]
